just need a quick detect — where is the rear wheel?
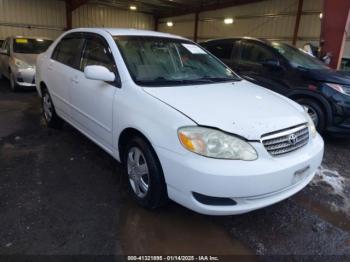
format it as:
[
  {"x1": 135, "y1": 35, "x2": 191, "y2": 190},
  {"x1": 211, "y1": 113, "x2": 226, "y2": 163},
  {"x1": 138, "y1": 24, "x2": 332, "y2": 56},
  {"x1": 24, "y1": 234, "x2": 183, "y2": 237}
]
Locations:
[
  {"x1": 41, "y1": 88, "x2": 64, "y2": 129},
  {"x1": 123, "y1": 136, "x2": 168, "y2": 209},
  {"x1": 297, "y1": 98, "x2": 326, "y2": 133}
]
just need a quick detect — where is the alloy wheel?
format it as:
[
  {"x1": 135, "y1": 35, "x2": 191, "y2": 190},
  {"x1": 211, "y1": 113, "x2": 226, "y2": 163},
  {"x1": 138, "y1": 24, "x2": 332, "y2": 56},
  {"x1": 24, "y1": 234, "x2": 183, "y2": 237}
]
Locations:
[
  {"x1": 127, "y1": 147, "x2": 150, "y2": 198},
  {"x1": 43, "y1": 93, "x2": 53, "y2": 122}
]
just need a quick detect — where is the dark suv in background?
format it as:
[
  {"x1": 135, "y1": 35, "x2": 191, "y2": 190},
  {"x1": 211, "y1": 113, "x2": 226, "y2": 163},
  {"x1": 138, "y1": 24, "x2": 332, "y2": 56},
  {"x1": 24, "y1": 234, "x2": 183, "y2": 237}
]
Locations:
[{"x1": 201, "y1": 38, "x2": 350, "y2": 135}]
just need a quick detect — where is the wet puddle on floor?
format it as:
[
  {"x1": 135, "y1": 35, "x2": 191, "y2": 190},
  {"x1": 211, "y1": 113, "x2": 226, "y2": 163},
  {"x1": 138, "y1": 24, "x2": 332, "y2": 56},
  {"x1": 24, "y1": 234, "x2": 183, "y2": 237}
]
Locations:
[
  {"x1": 295, "y1": 194, "x2": 350, "y2": 232},
  {"x1": 118, "y1": 200, "x2": 254, "y2": 256}
]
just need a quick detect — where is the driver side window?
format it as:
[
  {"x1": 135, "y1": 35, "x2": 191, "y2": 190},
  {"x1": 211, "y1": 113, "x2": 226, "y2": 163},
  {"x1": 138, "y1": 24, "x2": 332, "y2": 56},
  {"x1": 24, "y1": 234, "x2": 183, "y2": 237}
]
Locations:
[
  {"x1": 240, "y1": 41, "x2": 277, "y2": 64},
  {"x1": 81, "y1": 36, "x2": 116, "y2": 73}
]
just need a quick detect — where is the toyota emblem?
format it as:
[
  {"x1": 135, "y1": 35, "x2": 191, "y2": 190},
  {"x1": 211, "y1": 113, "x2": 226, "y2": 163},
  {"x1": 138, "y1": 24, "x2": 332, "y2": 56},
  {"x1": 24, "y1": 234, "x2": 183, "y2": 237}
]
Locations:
[{"x1": 288, "y1": 134, "x2": 298, "y2": 145}]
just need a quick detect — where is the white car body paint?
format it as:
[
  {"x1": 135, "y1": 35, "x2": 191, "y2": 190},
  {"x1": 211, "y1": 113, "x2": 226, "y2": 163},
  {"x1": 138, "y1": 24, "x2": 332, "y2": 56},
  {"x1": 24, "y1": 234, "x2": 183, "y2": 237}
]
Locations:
[{"x1": 36, "y1": 28, "x2": 324, "y2": 215}]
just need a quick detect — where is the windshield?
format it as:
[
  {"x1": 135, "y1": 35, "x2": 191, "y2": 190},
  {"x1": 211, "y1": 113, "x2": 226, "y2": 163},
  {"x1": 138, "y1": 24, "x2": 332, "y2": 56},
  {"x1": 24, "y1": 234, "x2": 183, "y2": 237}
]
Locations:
[
  {"x1": 114, "y1": 36, "x2": 239, "y2": 86},
  {"x1": 271, "y1": 42, "x2": 328, "y2": 70},
  {"x1": 13, "y1": 38, "x2": 53, "y2": 54}
]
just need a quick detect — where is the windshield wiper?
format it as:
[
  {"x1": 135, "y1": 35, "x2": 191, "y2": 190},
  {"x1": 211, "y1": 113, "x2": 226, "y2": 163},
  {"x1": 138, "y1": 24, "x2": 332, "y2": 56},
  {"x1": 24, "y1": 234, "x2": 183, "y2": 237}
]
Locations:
[
  {"x1": 136, "y1": 78, "x2": 213, "y2": 86},
  {"x1": 196, "y1": 76, "x2": 240, "y2": 83}
]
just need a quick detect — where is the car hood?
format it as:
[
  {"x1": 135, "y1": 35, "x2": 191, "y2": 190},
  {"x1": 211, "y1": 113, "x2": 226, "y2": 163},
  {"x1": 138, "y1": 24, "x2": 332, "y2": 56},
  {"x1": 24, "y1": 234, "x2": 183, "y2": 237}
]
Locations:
[
  {"x1": 143, "y1": 80, "x2": 307, "y2": 140},
  {"x1": 13, "y1": 53, "x2": 38, "y2": 67},
  {"x1": 302, "y1": 68, "x2": 350, "y2": 85}
]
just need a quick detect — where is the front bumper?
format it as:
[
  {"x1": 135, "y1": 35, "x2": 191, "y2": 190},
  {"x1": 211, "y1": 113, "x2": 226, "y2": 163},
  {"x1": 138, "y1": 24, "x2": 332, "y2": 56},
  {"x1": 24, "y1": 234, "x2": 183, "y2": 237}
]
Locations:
[
  {"x1": 12, "y1": 67, "x2": 36, "y2": 88},
  {"x1": 156, "y1": 134, "x2": 324, "y2": 215}
]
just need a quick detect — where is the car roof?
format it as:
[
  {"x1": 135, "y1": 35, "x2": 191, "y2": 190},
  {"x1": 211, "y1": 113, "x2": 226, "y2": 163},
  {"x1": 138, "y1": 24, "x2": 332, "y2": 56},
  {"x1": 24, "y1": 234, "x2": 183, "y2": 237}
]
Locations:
[
  {"x1": 201, "y1": 37, "x2": 271, "y2": 45},
  {"x1": 69, "y1": 28, "x2": 187, "y2": 41}
]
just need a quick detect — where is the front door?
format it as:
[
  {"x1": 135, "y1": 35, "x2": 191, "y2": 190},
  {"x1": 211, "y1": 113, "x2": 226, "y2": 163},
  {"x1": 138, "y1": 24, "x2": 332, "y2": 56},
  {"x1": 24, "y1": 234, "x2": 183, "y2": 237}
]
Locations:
[{"x1": 70, "y1": 34, "x2": 118, "y2": 151}]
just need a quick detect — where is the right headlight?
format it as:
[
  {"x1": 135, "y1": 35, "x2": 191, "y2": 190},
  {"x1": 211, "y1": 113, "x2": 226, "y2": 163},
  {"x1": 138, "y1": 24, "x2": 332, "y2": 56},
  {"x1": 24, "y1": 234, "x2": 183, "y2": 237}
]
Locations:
[
  {"x1": 326, "y1": 83, "x2": 350, "y2": 96},
  {"x1": 178, "y1": 126, "x2": 258, "y2": 161}
]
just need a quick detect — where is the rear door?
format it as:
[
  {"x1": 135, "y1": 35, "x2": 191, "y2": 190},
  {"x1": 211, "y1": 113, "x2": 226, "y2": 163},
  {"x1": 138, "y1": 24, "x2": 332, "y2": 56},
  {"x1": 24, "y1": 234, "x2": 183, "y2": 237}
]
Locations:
[
  {"x1": 69, "y1": 33, "x2": 119, "y2": 151},
  {"x1": 47, "y1": 33, "x2": 85, "y2": 119}
]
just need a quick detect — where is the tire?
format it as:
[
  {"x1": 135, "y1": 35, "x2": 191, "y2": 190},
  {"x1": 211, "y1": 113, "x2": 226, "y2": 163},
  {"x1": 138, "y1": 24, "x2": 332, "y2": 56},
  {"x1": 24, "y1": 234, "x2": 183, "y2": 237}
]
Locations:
[
  {"x1": 123, "y1": 136, "x2": 168, "y2": 209},
  {"x1": 41, "y1": 88, "x2": 64, "y2": 129},
  {"x1": 296, "y1": 98, "x2": 326, "y2": 134},
  {"x1": 9, "y1": 72, "x2": 19, "y2": 92}
]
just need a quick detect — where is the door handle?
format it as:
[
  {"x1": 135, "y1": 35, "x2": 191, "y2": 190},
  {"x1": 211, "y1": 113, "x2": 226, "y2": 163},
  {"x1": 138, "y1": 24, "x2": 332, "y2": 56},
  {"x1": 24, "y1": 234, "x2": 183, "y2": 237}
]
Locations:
[
  {"x1": 70, "y1": 76, "x2": 79, "y2": 84},
  {"x1": 48, "y1": 65, "x2": 53, "y2": 71}
]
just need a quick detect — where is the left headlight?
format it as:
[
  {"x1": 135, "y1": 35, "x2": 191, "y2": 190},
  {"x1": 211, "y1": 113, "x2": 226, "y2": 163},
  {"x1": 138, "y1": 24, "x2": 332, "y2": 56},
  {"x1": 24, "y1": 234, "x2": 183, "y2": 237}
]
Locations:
[
  {"x1": 14, "y1": 58, "x2": 33, "y2": 69},
  {"x1": 326, "y1": 83, "x2": 350, "y2": 96},
  {"x1": 178, "y1": 126, "x2": 258, "y2": 160}
]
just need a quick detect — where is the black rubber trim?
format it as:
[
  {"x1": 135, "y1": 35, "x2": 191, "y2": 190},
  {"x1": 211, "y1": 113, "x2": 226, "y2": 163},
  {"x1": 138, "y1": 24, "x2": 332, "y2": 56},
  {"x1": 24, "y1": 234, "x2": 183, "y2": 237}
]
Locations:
[{"x1": 193, "y1": 192, "x2": 237, "y2": 206}]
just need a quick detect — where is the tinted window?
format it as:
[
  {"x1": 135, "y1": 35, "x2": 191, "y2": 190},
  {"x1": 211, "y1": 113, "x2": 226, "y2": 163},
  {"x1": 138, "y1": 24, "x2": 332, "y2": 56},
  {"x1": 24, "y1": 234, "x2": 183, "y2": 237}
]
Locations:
[
  {"x1": 206, "y1": 41, "x2": 233, "y2": 59},
  {"x1": 52, "y1": 36, "x2": 84, "y2": 69},
  {"x1": 240, "y1": 41, "x2": 276, "y2": 64},
  {"x1": 3, "y1": 39, "x2": 10, "y2": 53},
  {"x1": 81, "y1": 36, "x2": 116, "y2": 73}
]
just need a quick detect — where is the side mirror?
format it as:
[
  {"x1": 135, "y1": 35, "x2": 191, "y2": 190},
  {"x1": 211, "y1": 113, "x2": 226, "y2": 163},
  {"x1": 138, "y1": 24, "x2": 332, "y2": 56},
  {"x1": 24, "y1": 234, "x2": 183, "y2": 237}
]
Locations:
[
  {"x1": 0, "y1": 48, "x2": 9, "y2": 56},
  {"x1": 262, "y1": 60, "x2": 282, "y2": 70},
  {"x1": 84, "y1": 65, "x2": 115, "y2": 82}
]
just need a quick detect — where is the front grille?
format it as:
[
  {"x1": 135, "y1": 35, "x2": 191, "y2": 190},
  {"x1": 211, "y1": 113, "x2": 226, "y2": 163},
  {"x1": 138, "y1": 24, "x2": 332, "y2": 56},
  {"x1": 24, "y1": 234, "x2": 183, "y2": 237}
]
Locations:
[{"x1": 261, "y1": 124, "x2": 309, "y2": 156}]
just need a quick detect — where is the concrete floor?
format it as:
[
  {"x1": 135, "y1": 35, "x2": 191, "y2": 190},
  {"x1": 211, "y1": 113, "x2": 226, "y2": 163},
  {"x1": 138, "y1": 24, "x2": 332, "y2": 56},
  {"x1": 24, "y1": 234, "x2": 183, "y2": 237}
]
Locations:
[{"x1": 0, "y1": 78, "x2": 349, "y2": 256}]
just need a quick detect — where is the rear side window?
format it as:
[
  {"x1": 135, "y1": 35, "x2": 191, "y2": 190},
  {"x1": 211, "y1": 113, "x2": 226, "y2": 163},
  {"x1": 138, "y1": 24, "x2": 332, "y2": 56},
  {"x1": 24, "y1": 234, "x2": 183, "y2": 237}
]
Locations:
[
  {"x1": 205, "y1": 41, "x2": 233, "y2": 60},
  {"x1": 240, "y1": 41, "x2": 277, "y2": 64},
  {"x1": 81, "y1": 36, "x2": 116, "y2": 73},
  {"x1": 52, "y1": 35, "x2": 84, "y2": 69}
]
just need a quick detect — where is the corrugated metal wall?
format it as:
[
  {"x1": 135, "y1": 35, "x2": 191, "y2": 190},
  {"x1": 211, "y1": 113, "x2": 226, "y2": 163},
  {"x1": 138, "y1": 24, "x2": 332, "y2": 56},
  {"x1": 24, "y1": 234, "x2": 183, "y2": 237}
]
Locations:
[
  {"x1": 72, "y1": 3, "x2": 154, "y2": 30},
  {"x1": 158, "y1": 0, "x2": 323, "y2": 48},
  {"x1": 0, "y1": 0, "x2": 66, "y2": 40},
  {"x1": 0, "y1": 0, "x2": 155, "y2": 41}
]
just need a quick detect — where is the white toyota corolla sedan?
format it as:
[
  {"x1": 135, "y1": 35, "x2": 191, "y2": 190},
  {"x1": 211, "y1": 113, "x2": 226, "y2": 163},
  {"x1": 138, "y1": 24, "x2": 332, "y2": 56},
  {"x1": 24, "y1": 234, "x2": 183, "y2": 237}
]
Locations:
[{"x1": 35, "y1": 28, "x2": 324, "y2": 215}]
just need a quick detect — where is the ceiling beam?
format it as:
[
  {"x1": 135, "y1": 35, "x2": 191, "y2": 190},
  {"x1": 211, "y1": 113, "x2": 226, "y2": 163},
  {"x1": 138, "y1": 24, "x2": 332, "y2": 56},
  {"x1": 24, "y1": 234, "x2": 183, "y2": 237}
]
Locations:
[{"x1": 157, "y1": 0, "x2": 266, "y2": 18}]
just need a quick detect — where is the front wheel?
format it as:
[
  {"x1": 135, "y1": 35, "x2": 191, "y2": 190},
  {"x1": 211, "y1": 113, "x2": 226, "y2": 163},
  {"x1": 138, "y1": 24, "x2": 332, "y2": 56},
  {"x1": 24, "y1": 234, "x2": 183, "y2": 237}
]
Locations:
[
  {"x1": 123, "y1": 136, "x2": 168, "y2": 209},
  {"x1": 41, "y1": 88, "x2": 64, "y2": 129},
  {"x1": 297, "y1": 98, "x2": 326, "y2": 134}
]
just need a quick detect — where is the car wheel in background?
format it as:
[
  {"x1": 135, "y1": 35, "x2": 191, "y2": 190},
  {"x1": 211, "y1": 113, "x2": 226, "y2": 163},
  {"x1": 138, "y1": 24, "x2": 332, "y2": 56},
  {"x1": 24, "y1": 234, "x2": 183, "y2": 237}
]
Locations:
[
  {"x1": 297, "y1": 98, "x2": 326, "y2": 134},
  {"x1": 41, "y1": 88, "x2": 64, "y2": 129},
  {"x1": 123, "y1": 136, "x2": 168, "y2": 209}
]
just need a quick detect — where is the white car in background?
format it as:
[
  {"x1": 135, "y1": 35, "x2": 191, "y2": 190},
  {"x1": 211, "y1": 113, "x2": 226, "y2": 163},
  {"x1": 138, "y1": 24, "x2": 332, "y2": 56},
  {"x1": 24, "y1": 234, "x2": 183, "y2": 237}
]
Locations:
[
  {"x1": 35, "y1": 28, "x2": 324, "y2": 215},
  {"x1": 0, "y1": 36, "x2": 53, "y2": 91}
]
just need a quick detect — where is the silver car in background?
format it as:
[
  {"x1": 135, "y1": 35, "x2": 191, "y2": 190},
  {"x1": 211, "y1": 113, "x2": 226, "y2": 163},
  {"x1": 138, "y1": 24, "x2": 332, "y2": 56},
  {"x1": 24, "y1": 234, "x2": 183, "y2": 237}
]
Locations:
[{"x1": 0, "y1": 37, "x2": 53, "y2": 91}]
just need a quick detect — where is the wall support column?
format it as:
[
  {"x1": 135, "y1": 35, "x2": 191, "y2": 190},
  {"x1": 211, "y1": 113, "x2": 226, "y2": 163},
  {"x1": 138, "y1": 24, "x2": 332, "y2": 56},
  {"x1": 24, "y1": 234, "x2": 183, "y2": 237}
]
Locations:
[
  {"x1": 292, "y1": 0, "x2": 304, "y2": 46},
  {"x1": 320, "y1": 0, "x2": 350, "y2": 69},
  {"x1": 194, "y1": 11, "x2": 199, "y2": 42}
]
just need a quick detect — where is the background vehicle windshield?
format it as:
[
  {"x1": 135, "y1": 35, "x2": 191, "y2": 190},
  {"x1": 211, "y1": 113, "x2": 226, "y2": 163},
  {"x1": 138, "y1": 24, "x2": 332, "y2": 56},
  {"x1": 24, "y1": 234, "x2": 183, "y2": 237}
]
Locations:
[
  {"x1": 13, "y1": 38, "x2": 53, "y2": 54},
  {"x1": 271, "y1": 42, "x2": 328, "y2": 70},
  {"x1": 115, "y1": 36, "x2": 239, "y2": 86}
]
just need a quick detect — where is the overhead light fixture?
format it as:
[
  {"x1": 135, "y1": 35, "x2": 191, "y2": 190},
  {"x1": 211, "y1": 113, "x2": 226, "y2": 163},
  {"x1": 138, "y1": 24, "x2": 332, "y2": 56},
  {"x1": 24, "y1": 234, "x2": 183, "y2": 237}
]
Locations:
[
  {"x1": 130, "y1": 5, "x2": 137, "y2": 11},
  {"x1": 224, "y1": 18, "x2": 234, "y2": 24},
  {"x1": 319, "y1": 13, "x2": 323, "y2": 19},
  {"x1": 166, "y1": 21, "x2": 174, "y2": 27}
]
